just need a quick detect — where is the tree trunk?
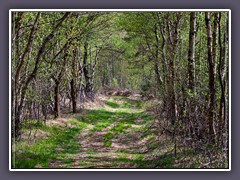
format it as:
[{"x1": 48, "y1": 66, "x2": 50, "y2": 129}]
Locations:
[
  {"x1": 205, "y1": 12, "x2": 216, "y2": 143},
  {"x1": 70, "y1": 49, "x2": 77, "y2": 113},
  {"x1": 70, "y1": 79, "x2": 77, "y2": 113},
  {"x1": 218, "y1": 12, "x2": 228, "y2": 143},
  {"x1": 166, "y1": 13, "x2": 180, "y2": 125},
  {"x1": 187, "y1": 12, "x2": 197, "y2": 138},
  {"x1": 188, "y1": 12, "x2": 197, "y2": 92},
  {"x1": 14, "y1": 106, "x2": 22, "y2": 138},
  {"x1": 13, "y1": 12, "x2": 70, "y2": 137},
  {"x1": 83, "y1": 36, "x2": 94, "y2": 101},
  {"x1": 159, "y1": 17, "x2": 168, "y2": 109},
  {"x1": 154, "y1": 22, "x2": 162, "y2": 88},
  {"x1": 54, "y1": 81, "x2": 61, "y2": 118}
]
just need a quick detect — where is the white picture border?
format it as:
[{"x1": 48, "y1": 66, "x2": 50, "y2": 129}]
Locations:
[{"x1": 9, "y1": 9, "x2": 231, "y2": 171}]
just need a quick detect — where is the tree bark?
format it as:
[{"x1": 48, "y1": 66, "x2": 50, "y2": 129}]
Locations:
[
  {"x1": 83, "y1": 36, "x2": 94, "y2": 101},
  {"x1": 14, "y1": 12, "x2": 70, "y2": 137},
  {"x1": 13, "y1": 12, "x2": 40, "y2": 138},
  {"x1": 166, "y1": 13, "x2": 180, "y2": 125},
  {"x1": 205, "y1": 12, "x2": 216, "y2": 143},
  {"x1": 218, "y1": 12, "x2": 227, "y2": 142},
  {"x1": 54, "y1": 81, "x2": 61, "y2": 118},
  {"x1": 154, "y1": 22, "x2": 163, "y2": 88},
  {"x1": 71, "y1": 49, "x2": 77, "y2": 113},
  {"x1": 187, "y1": 12, "x2": 197, "y2": 137},
  {"x1": 188, "y1": 12, "x2": 197, "y2": 92},
  {"x1": 158, "y1": 14, "x2": 168, "y2": 105}
]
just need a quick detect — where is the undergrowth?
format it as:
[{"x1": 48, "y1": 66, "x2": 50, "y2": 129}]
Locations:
[
  {"x1": 12, "y1": 95, "x2": 221, "y2": 169},
  {"x1": 13, "y1": 120, "x2": 87, "y2": 168}
]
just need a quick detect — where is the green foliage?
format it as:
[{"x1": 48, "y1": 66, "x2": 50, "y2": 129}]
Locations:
[
  {"x1": 78, "y1": 109, "x2": 117, "y2": 124},
  {"x1": 21, "y1": 120, "x2": 46, "y2": 130},
  {"x1": 14, "y1": 120, "x2": 87, "y2": 168},
  {"x1": 156, "y1": 154, "x2": 175, "y2": 168},
  {"x1": 91, "y1": 121, "x2": 112, "y2": 132},
  {"x1": 104, "y1": 141, "x2": 112, "y2": 147},
  {"x1": 112, "y1": 78, "x2": 119, "y2": 88},
  {"x1": 104, "y1": 132, "x2": 115, "y2": 140},
  {"x1": 122, "y1": 101, "x2": 132, "y2": 108},
  {"x1": 105, "y1": 101, "x2": 120, "y2": 108},
  {"x1": 110, "y1": 122, "x2": 130, "y2": 134}
]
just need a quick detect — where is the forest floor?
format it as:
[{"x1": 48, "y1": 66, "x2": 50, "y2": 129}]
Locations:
[{"x1": 13, "y1": 95, "x2": 201, "y2": 169}]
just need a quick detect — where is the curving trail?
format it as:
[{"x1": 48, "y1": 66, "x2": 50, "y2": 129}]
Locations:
[{"x1": 49, "y1": 96, "x2": 161, "y2": 168}]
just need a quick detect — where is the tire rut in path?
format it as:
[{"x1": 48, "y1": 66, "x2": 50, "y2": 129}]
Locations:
[{"x1": 73, "y1": 111, "x2": 148, "y2": 168}]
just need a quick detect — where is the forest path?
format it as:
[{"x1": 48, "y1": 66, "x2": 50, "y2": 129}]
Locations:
[{"x1": 49, "y1": 95, "x2": 161, "y2": 168}]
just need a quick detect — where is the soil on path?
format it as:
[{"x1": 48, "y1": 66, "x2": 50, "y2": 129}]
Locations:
[{"x1": 49, "y1": 95, "x2": 163, "y2": 168}]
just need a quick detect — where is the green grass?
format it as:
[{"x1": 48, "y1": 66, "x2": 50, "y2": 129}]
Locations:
[
  {"x1": 13, "y1": 96, "x2": 159, "y2": 169},
  {"x1": 105, "y1": 100, "x2": 120, "y2": 108},
  {"x1": 104, "y1": 132, "x2": 115, "y2": 140},
  {"x1": 13, "y1": 120, "x2": 87, "y2": 168},
  {"x1": 136, "y1": 101, "x2": 145, "y2": 108},
  {"x1": 118, "y1": 98, "x2": 145, "y2": 109},
  {"x1": 77, "y1": 108, "x2": 122, "y2": 124},
  {"x1": 21, "y1": 120, "x2": 47, "y2": 130},
  {"x1": 112, "y1": 154, "x2": 147, "y2": 168},
  {"x1": 91, "y1": 121, "x2": 112, "y2": 132},
  {"x1": 104, "y1": 141, "x2": 112, "y2": 147},
  {"x1": 122, "y1": 101, "x2": 132, "y2": 108},
  {"x1": 155, "y1": 154, "x2": 176, "y2": 168},
  {"x1": 110, "y1": 122, "x2": 131, "y2": 134}
]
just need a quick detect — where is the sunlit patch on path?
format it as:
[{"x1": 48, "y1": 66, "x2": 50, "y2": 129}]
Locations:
[
  {"x1": 49, "y1": 96, "x2": 157, "y2": 168},
  {"x1": 15, "y1": 95, "x2": 175, "y2": 169}
]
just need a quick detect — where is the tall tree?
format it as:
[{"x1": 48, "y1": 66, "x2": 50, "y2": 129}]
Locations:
[
  {"x1": 188, "y1": 12, "x2": 197, "y2": 92},
  {"x1": 166, "y1": 12, "x2": 181, "y2": 125},
  {"x1": 70, "y1": 48, "x2": 78, "y2": 113},
  {"x1": 13, "y1": 12, "x2": 70, "y2": 137},
  {"x1": 205, "y1": 12, "x2": 216, "y2": 143},
  {"x1": 218, "y1": 12, "x2": 228, "y2": 143},
  {"x1": 83, "y1": 34, "x2": 94, "y2": 101},
  {"x1": 187, "y1": 12, "x2": 197, "y2": 137}
]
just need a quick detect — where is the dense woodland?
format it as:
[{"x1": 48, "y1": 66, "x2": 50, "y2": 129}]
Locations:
[{"x1": 11, "y1": 11, "x2": 229, "y2": 169}]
